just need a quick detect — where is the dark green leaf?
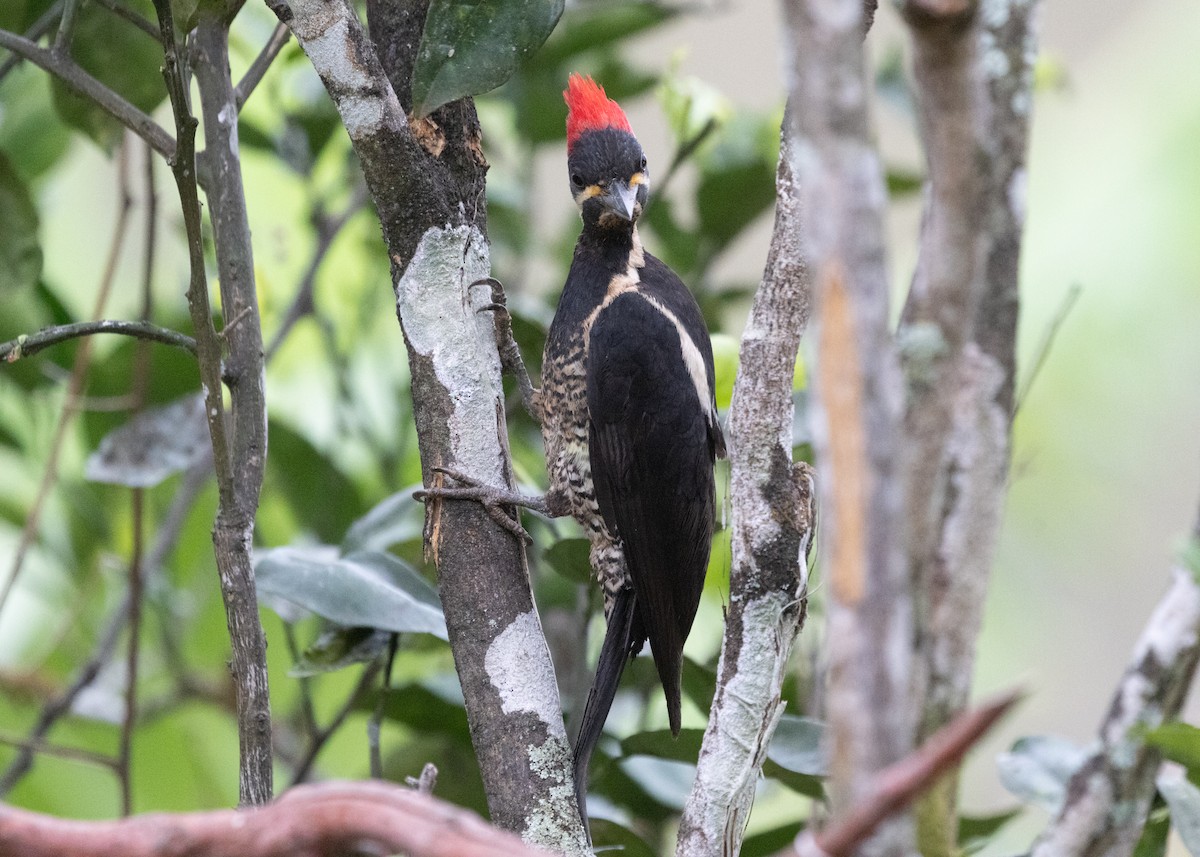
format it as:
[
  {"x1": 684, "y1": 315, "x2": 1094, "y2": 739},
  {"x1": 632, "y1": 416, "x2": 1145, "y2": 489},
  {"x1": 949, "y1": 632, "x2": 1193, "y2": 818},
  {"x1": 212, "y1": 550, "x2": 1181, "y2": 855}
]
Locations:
[
  {"x1": 50, "y1": 0, "x2": 167, "y2": 150},
  {"x1": 370, "y1": 676, "x2": 470, "y2": 742},
  {"x1": 341, "y1": 489, "x2": 424, "y2": 555},
  {"x1": 266, "y1": 420, "x2": 363, "y2": 543},
  {"x1": 255, "y1": 547, "x2": 448, "y2": 640},
  {"x1": 543, "y1": 537, "x2": 592, "y2": 583},
  {"x1": 887, "y1": 167, "x2": 925, "y2": 197},
  {"x1": 411, "y1": 0, "x2": 565, "y2": 117},
  {"x1": 533, "y1": 2, "x2": 673, "y2": 69},
  {"x1": 291, "y1": 626, "x2": 391, "y2": 676},
  {"x1": 0, "y1": 66, "x2": 71, "y2": 179},
  {"x1": 680, "y1": 655, "x2": 717, "y2": 712},
  {"x1": 0, "y1": 0, "x2": 56, "y2": 31},
  {"x1": 762, "y1": 759, "x2": 824, "y2": 799},
  {"x1": 618, "y1": 755, "x2": 694, "y2": 810},
  {"x1": 767, "y1": 714, "x2": 826, "y2": 776},
  {"x1": 590, "y1": 818, "x2": 657, "y2": 857},
  {"x1": 0, "y1": 152, "x2": 42, "y2": 293},
  {"x1": 996, "y1": 734, "x2": 1089, "y2": 812},
  {"x1": 958, "y1": 809, "x2": 1021, "y2": 854},
  {"x1": 620, "y1": 728, "x2": 704, "y2": 764},
  {"x1": 85, "y1": 394, "x2": 208, "y2": 488},
  {"x1": 1133, "y1": 797, "x2": 1169, "y2": 857},
  {"x1": 742, "y1": 821, "x2": 805, "y2": 857}
]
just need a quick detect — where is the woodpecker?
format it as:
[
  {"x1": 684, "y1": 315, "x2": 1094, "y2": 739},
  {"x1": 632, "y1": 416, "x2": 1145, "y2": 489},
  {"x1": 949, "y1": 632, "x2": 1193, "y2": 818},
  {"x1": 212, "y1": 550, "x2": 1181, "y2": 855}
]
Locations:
[{"x1": 544, "y1": 74, "x2": 726, "y2": 825}]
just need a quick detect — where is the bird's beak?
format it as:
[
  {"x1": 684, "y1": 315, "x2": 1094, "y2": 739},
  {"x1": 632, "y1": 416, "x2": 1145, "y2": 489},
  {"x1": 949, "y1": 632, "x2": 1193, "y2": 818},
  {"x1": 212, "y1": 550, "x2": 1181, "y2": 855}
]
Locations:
[{"x1": 600, "y1": 180, "x2": 639, "y2": 222}]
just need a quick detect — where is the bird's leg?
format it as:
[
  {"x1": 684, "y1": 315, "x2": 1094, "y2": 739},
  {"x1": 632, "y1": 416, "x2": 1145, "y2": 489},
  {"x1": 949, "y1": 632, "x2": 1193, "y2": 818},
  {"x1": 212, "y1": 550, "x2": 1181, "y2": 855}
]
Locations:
[
  {"x1": 414, "y1": 466, "x2": 569, "y2": 544},
  {"x1": 471, "y1": 277, "x2": 542, "y2": 423}
]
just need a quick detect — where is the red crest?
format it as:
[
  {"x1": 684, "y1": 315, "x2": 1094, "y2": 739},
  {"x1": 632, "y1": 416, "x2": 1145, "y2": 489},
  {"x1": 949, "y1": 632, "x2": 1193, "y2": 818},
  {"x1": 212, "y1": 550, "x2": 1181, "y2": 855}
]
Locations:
[{"x1": 564, "y1": 74, "x2": 633, "y2": 152}]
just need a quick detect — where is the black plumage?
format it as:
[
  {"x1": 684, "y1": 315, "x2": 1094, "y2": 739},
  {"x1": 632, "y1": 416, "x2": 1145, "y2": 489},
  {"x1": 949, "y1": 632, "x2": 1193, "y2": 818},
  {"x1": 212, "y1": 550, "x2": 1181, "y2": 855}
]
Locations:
[{"x1": 544, "y1": 75, "x2": 725, "y2": 829}]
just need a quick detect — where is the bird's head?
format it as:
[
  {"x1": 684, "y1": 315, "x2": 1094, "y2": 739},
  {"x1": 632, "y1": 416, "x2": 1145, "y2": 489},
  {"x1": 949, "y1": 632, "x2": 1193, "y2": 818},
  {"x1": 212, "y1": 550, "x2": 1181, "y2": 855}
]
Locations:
[{"x1": 564, "y1": 74, "x2": 649, "y2": 231}]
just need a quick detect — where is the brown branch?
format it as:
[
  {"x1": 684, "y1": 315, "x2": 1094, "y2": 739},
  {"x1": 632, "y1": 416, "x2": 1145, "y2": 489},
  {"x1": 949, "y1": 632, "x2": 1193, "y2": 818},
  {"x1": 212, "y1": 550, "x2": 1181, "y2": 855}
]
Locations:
[
  {"x1": 0, "y1": 320, "x2": 197, "y2": 362},
  {"x1": 0, "y1": 781, "x2": 550, "y2": 857},
  {"x1": 0, "y1": 28, "x2": 174, "y2": 159},
  {"x1": 783, "y1": 691, "x2": 1022, "y2": 857}
]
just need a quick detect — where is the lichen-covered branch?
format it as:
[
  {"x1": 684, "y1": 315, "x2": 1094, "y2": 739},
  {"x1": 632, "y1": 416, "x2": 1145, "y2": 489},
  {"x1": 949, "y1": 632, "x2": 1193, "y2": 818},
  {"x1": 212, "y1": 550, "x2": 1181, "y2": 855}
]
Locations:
[
  {"x1": 1030, "y1": 509, "x2": 1200, "y2": 857},
  {"x1": 785, "y1": 0, "x2": 912, "y2": 853},
  {"x1": 0, "y1": 780, "x2": 550, "y2": 857},
  {"x1": 894, "y1": 1, "x2": 1038, "y2": 848},
  {"x1": 266, "y1": 0, "x2": 586, "y2": 850},
  {"x1": 674, "y1": 98, "x2": 816, "y2": 857}
]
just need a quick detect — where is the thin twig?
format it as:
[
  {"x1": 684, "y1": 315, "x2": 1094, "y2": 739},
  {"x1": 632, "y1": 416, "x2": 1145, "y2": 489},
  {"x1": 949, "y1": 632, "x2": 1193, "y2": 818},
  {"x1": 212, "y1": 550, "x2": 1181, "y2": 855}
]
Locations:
[
  {"x1": 785, "y1": 691, "x2": 1022, "y2": 857},
  {"x1": 0, "y1": 733, "x2": 120, "y2": 772},
  {"x1": 370, "y1": 633, "x2": 399, "y2": 779},
  {"x1": 92, "y1": 0, "x2": 159, "y2": 39},
  {"x1": 0, "y1": 144, "x2": 134, "y2": 622},
  {"x1": 0, "y1": 1, "x2": 63, "y2": 82},
  {"x1": 290, "y1": 659, "x2": 384, "y2": 786},
  {"x1": 1014, "y1": 283, "x2": 1081, "y2": 413},
  {"x1": 0, "y1": 28, "x2": 175, "y2": 159},
  {"x1": 234, "y1": 21, "x2": 290, "y2": 109},
  {"x1": 0, "y1": 320, "x2": 198, "y2": 363},
  {"x1": 51, "y1": 0, "x2": 82, "y2": 55}
]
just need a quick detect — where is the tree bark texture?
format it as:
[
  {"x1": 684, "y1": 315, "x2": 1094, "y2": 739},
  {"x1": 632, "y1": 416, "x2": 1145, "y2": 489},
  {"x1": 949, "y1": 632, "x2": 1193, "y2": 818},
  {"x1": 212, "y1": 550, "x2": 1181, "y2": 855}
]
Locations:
[
  {"x1": 784, "y1": 0, "x2": 913, "y2": 854},
  {"x1": 264, "y1": 0, "x2": 587, "y2": 851},
  {"x1": 674, "y1": 102, "x2": 816, "y2": 857},
  {"x1": 895, "y1": 1, "x2": 1038, "y2": 848},
  {"x1": 192, "y1": 15, "x2": 274, "y2": 807}
]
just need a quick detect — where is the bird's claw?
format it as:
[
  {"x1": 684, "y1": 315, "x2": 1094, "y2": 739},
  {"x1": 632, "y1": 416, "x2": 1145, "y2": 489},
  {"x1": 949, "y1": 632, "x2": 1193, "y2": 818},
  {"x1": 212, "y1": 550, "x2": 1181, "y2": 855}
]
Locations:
[{"x1": 415, "y1": 467, "x2": 535, "y2": 544}]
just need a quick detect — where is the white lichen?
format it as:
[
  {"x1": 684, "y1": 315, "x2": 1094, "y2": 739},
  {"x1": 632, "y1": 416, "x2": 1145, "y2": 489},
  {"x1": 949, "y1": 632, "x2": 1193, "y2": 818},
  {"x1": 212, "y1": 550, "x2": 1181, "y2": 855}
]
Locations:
[
  {"x1": 484, "y1": 610, "x2": 566, "y2": 736},
  {"x1": 522, "y1": 738, "x2": 590, "y2": 856}
]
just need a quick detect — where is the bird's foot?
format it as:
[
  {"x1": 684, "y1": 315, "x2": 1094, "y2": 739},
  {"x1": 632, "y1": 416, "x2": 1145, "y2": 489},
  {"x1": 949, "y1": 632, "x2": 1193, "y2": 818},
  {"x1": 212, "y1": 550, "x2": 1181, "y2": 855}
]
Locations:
[{"x1": 414, "y1": 466, "x2": 551, "y2": 544}]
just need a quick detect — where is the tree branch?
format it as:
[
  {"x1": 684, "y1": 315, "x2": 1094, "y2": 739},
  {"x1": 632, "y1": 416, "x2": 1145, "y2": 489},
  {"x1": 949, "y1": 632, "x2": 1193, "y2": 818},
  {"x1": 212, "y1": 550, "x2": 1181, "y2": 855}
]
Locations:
[
  {"x1": 1031, "y1": 508, "x2": 1200, "y2": 857},
  {"x1": 785, "y1": 0, "x2": 913, "y2": 854},
  {"x1": 234, "y1": 21, "x2": 290, "y2": 109},
  {"x1": 0, "y1": 781, "x2": 550, "y2": 857},
  {"x1": 268, "y1": 0, "x2": 586, "y2": 850},
  {"x1": 0, "y1": 320, "x2": 197, "y2": 362},
  {"x1": 0, "y1": 28, "x2": 175, "y2": 159}
]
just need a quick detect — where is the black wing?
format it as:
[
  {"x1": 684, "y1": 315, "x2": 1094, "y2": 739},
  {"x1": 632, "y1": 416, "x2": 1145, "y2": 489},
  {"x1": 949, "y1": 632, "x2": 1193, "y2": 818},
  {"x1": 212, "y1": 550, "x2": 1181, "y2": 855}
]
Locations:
[{"x1": 586, "y1": 289, "x2": 718, "y2": 734}]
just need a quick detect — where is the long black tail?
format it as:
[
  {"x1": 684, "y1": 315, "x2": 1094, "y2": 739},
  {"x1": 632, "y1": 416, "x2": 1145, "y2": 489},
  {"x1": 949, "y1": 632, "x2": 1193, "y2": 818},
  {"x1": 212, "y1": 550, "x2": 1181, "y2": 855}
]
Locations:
[{"x1": 572, "y1": 586, "x2": 637, "y2": 836}]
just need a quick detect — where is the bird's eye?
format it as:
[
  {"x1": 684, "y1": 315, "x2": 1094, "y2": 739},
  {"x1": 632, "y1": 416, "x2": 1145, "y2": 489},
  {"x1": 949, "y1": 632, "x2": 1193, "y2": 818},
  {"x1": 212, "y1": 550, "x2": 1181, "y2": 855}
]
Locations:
[
  {"x1": 571, "y1": 173, "x2": 583, "y2": 187},
  {"x1": 639, "y1": 155, "x2": 647, "y2": 170}
]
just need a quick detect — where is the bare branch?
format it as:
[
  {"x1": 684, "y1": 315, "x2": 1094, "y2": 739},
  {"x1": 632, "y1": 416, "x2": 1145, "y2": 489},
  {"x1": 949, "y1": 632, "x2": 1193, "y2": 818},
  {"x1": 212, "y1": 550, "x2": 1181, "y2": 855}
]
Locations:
[
  {"x1": 234, "y1": 21, "x2": 290, "y2": 109},
  {"x1": 785, "y1": 691, "x2": 1021, "y2": 857},
  {"x1": 0, "y1": 28, "x2": 175, "y2": 159},
  {"x1": 0, "y1": 320, "x2": 197, "y2": 362},
  {"x1": 0, "y1": 781, "x2": 551, "y2": 857},
  {"x1": 1031, "y1": 515, "x2": 1200, "y2": 857}
]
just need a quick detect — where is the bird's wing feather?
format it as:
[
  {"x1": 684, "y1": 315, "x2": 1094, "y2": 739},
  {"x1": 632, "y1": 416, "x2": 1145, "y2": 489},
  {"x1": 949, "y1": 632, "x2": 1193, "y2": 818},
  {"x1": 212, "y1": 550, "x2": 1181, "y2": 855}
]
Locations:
[{"x1": 586, "y1": 290, "x2": 717, "y2": 733}]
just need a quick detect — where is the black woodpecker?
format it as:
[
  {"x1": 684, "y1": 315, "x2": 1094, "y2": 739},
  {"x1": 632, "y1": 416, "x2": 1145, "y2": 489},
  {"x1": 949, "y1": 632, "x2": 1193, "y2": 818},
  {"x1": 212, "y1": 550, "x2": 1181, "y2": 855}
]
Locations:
[{"x1": 546, "y1": 74, "x2": 726, "y2": 825}]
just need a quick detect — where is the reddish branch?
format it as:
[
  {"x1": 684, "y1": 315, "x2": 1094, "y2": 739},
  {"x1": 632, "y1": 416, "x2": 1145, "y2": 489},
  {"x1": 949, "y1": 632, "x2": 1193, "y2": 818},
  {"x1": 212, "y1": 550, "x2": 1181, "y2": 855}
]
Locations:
[
  {"x1": 0, "y1": 781, "x2": 548, "y2": 857},
  {"x1": 784, "y1": 691, "x2": 1021, "y2": 857}
]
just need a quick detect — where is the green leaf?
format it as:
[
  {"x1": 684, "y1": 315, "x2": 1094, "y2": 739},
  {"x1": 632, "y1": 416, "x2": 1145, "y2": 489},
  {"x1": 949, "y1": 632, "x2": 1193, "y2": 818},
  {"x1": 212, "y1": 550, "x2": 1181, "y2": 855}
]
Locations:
[
  {"x1": 958, "y1": 809, "x2": 1021, "y2": 854},
  {"x1": 996, "y1": 734, "x2": 1089, "y2": 812},
  {"x1": 542, "y1": 537, "x2": 592, "y2": 583},
  {"x1": 255, "y1": 547, "x2": 449, "y2": 640},
  {"x1": 767, "y1": 714, "x2": 827, "y2": 776},
  {"x1": 0, "y1": 65, "x2": 71, "y2": 179},
  {"x1": 742, "y1": 821, "x2": 805, "y2": 857},
  {"x1": 1145, "y1": 722, "x2": 1200, "y2": 782},
  {"x1": 341, "y1": 489, "x2": 424, "y2": 555},
  {"x1": 589, "y1": 819, "x2": 657, "y2": 857},
  {"x1": 50, "y1": 0, "x2": 167, "y2": 150},
  {"x1": 84, "y1": 394, "x2": 208, "y2": 488},
  {"x1": 887, "y1": 167, "x2": 925, "y2": 197},
  {"x1": 411, "y1": 0, "x2": 565, "y2": 117},
  {"x1": 710, "y1": 333, "x2": 738, "y2": 410},
  {"x1": 620, "y1": 728, "x2": 704, "y2": 764},
  {"x1": 266, "y1": 420, "x2": 363, "y2": 543},
  {"x1": 0, "y1": 152, "x2": 42, "y2": 293},
  {"x1": 291, "y1": 626, "x2": 391, "y2": 676},
  {"x1": 617, "y1": 755, "x2": 694, "y2": 810},
  {"x1": 533, "y1": 2, "x2": 673, "y2": 69},
  {"x1": 694, "y1": 116, "x2": 778, "y2": 253},
  {"x1": 371, "y1": 676, "x2": 470, "y2": 742},
  {"x1": 0, "y1": 0, "x2": 56, "y2": 31},
  {"x1": 680, "y1": 655, "x2": 717, "y2": 712},
  {"x1": 1132, "y1": 794, "x2": 1169, "y2": 857}
]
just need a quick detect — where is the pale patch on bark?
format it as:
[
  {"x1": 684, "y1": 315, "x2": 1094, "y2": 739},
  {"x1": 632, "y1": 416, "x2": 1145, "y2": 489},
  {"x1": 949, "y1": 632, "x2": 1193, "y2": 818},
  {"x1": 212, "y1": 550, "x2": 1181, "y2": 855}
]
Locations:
[
  {"x1": 484, "y1": 610, "x2": 568, "y2": 737},
  {"x1": 395, "y1": 224, "x2": 506, "y2": 486},
  {"x1": 523, "y1": 738, "x2": 590, "y2": 856}
]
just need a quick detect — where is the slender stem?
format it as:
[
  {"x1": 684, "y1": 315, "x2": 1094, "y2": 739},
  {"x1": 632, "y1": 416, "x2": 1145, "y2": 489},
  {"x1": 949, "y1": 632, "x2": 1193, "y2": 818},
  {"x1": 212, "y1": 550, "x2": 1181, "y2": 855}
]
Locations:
[
  {"x1": 234, "y1": 21, "x2": 290, "y2": 109},
  {"x1": 0, "y1": 733, "x2": 120, "y2": 772},
  {"x1": 0, "y1": 320, "x2": 197, "y2": 363},
  {"x1": 290, "y1": 659, "x2": 383, "y2": 786},
  {"x1": 118, "y1": 490, "x2": 144, "y2": 816},
  {"x1": 92, "y1": 0, "x2": 159, "y2": 39},
  {"x1": 52, "y1": 0, "x2": 82, "y2": 55},
  {"x1": 0, "y1": 28, "x2": 175, "y2": 160},
  {"x1": 369, "y1": 634, "x2": 399, "y2": 779}
]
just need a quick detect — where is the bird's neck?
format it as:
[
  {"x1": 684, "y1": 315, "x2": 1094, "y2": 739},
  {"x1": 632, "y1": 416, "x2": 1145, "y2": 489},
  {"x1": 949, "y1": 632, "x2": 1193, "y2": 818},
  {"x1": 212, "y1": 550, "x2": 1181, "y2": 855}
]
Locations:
[{"x1": 575, "y1": 222, "x2": 643, "y2": 277}]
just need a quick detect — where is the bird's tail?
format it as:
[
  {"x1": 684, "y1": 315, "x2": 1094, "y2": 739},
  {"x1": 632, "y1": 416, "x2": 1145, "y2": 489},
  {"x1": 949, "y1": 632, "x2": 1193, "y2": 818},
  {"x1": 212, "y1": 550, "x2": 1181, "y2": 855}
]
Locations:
[{"x1": 572, "y1": 586, "x2": 637, "y2": 836}]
